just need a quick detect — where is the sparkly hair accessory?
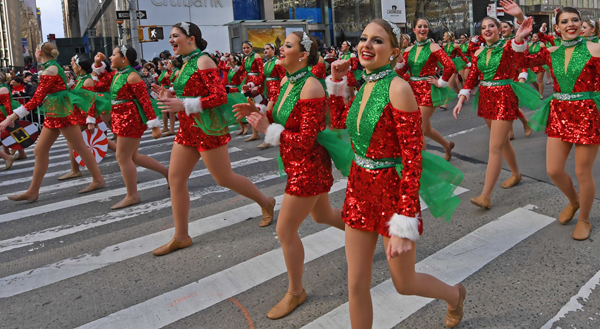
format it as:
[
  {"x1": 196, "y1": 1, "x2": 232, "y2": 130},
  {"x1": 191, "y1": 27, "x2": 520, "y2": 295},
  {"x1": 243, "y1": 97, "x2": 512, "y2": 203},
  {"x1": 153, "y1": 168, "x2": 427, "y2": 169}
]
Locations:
[
  {"x1": 267, "y1": 43, "x2": 275, "y2": 49},
  {"x1": 120, "y1": 45, "x2": 128, "y2": 58},
  {"x1": 301, "y1": 32, "x2": 313, "y2": 51},
  {"x1": 179, "y1": 22, "x2": 190, "y2": 35},
  {"x1": 73, "y1": 54, "x2": 80, "y2": 66},
  {"x1": 591, "y1": 20, "x2": 597, "y2": 29},
  {"x1": 345, "y1": 41, "x2": 351, "y2": 47},
  {"x1": 383, "y1": 19, "x2": 401, "y2": 45},
  {"x1": 246, "y1": 41, "x2": 253, "y2": 48}
]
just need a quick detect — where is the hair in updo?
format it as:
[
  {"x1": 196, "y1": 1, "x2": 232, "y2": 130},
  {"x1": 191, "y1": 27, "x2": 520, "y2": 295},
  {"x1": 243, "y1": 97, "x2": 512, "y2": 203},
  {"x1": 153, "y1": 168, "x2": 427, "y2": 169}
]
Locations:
[
  {"x1": 172, "y1": 56, "x2": 183, "y2": 69},
  {"x1": 556, "y1": 7, "x2": 581, "y2": 23},
  {"x1": 73, "y1": 55, "x2": 93, "y2": 74},
  {"x1": 445, "y1": 31, "x2": 456, "y2": 42},
  {"x1": 584, "y1": 19, "x2": 600, "y2": 38},
  {"x1": 40, "y1": 42, "x2": 59, "y2": 59},
  {"x1": 117, "y1": 45, "x2": 139, "y2": 67},
  {"x1": 291, "y1": 31, "x2": 318, "y2": 66},
  {"x1": 174, "y1": 22, "x2": 208, "y2": 51},
  {"x1": 0, "y1": 72, "x2": 6, "y2": 84},
  {"x1": 230, "y1": 53, "x2": 243, "y2": 66}
]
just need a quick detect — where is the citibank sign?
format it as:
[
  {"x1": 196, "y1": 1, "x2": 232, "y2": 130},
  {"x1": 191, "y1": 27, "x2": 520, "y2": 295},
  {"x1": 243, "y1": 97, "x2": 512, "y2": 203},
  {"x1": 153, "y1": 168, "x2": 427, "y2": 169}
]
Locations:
[{"x1": 151, "y1": 0, "x2": 224, "y2": 7}]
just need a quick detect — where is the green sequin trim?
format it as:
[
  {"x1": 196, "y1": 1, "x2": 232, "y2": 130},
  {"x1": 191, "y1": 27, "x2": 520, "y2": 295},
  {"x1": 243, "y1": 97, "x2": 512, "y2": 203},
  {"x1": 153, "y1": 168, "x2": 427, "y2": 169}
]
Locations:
[
  {"x1": 272, "y1": 67, "x2": 312, "y2": 126},
  {"x1": 264, "y1": 56, "x2": 277, "y2": 78},
  {"x1": 346, "y1": 70, "x2": 396, "y2": 157},
  {"x1": 244, "y1": 51, "x2": 256, "y2": 73},
  {"x1": 74, "y1": 73, "x2": 92, "y2": 90},
  {"x1": 110, "y1": 66, "x2": 136, "y2": 100},
  {"x1": 551, "y1": 39, "x2": 591, "y2": 93},
  {"x1": 340, "y1": 52, "x2": 352, "y2": 60},
  {"x1": 408, "y1": 41, "x2": 431, "y2": 77},
  {"x1": 40, "y1": 59, "x2": 69, "y2": 89},
  {"x1": 529, "y1": 42, "x2": 541, "y2": 54},
  {"x1": 477, "y1": 40, "x2": 506, "y2": 81},
  {"x1": 173, "y1": 50, "x2": 205, "y2": 97},
  {"x1": 586, "y1": 36, "x2": 599, "y2": 43}
]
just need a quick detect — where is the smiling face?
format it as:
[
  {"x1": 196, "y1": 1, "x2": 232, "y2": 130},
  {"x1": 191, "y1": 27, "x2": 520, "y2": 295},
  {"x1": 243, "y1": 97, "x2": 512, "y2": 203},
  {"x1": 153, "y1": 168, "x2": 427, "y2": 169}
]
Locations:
[
  {"x1": 264, "y1": 44, "x2": 275, "y2": 58},
  {"x1": 169, "y1": 26, "x2": 194, "y2": 56},
  {"x1": 500, "y1": 22, "x2": 513, "y2": 38},
  {"x1": 358, "y1": 22, "x2": 399, "y2": 72},
  {"x1": 558, "y1": 12, "x2": 582, "y2": 40},
  {"x1": 109, "y1": 47, "x2": 126, "y2": 69},
  {"x1": 242, "y1": 43, "x2": 252, "y2": 55},
  {"x1": 581, "y1": 21, "x2": 595, "y2": 36},
  {"x1": 228, "y1": 55, "x2": 237, "y2": 67},
  {"x1": 481, "y1": 18, "x2": 500, "y2": 43},
  {"x1": 278, "y1": 33, "x2": 307, "y2": 70},
  {"x1": 460, "y1": 35, "x2": 467, "y2": 43},
  {"x1": 531, "y1": 34, "x2": 539, "y2": 43},
  {"x1": 413, "y1": 19, "x2": 429, "y2": 41},
  {"x1": 341, "y1": 41, "x2": 350, "y2": 52}
]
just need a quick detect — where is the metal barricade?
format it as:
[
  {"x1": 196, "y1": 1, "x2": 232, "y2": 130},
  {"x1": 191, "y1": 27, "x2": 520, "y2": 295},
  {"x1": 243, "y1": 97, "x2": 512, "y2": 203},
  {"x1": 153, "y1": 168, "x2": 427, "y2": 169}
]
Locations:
[{"x1": 11, "y1": 96, "x2": 44, "y2": 131}]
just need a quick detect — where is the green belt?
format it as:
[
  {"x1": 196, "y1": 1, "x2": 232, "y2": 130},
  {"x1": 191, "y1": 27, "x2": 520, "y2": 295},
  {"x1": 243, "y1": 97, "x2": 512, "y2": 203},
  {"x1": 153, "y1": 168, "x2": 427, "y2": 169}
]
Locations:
[
  {"x1": 353, "y1": 153, "x2": 399, "y2": 170},
  {"x1": 479, "y1": 79, "x2": 512, "y2": 87}
]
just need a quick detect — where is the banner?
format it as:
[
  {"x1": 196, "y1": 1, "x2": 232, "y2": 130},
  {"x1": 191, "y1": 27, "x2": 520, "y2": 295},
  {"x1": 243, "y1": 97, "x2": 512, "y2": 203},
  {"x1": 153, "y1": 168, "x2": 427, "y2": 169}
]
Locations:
[
  {"x1": 247, "y1": 27, "x2": 287, "y2": 55},
  {"x1": 381, "y1": 0, "x2": 406, "y2": 23}
]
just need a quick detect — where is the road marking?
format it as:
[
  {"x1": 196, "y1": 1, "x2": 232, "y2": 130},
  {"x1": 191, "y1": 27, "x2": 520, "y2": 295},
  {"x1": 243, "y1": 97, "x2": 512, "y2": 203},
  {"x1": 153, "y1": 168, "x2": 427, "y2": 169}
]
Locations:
[
  {"x1": 541, "y1": 269, "x2": 600, "y2": 329},
  {"x1": 0, "y1": 180, "x2": 346, "y2": 299},
  {"x1": 0, "y1": 156, "x2": 272, "y2": 224},
  {"x1": 74, "y1": 187, "x2": 467, "y2": 328},
  {"x1": 444, "y1": 125, "x2": 486, "y2": 138},
  {"x1": 0, "y1": 147, "x2": 241, "y2": 200},
  {"x1": 302, "y1": 206, "x2": 555, "y2": 329}
]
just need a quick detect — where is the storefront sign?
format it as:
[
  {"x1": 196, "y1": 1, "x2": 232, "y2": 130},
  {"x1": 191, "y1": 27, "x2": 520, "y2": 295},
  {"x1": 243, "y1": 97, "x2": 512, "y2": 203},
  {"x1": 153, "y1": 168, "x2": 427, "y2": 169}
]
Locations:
[
  {"x1": 381, "y1": 0, "x2": 406, "y2": 23},
  {"x1": 150, "y1": 0, "x2": 224, "y2": 7}
]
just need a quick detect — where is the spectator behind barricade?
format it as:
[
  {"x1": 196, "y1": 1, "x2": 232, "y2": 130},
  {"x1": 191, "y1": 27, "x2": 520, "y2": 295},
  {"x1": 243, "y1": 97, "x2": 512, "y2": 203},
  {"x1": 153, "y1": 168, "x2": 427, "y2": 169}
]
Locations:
[
  {"x1": 140, "y1": 68, "x2": 155, "y2": 95},
  {"x1": 143, "y1": 62, "x2": 158, "y2": 80},
  {"x1": 10, "y1": 77, "x2": 26, "y2": 104},
  {"x1": 23, "y1": 72, "x2": 38, "y2": 97}
]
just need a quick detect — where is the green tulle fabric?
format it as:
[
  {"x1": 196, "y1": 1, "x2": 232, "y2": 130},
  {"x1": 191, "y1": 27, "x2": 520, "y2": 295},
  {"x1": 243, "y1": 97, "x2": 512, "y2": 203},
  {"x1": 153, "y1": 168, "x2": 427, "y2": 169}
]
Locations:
[
  {"x1": 431, "y1": 84, "x2": 457, "y2": 107},
  {"x1": 472, "y1": 79, "x2": 541, "y2": 111},
  {"x1": 37, "y1": 89, "x2": 95, "y2": 117},
  {"x1": 191, "y1": 93, "x2": 245, "y2": 136},
  {"x1": 530, "y1": 92, "x2": 600, "y2": 132},
  {"x1": 452, "y1": 57, "x2": 467, "y2": 72}
]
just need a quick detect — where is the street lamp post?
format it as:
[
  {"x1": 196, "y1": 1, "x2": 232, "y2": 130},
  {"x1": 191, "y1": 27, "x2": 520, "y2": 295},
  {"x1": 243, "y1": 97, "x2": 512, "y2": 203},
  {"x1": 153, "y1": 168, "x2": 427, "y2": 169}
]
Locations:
[{"x1": 128, "y1": 0, "x2": 141, "y2": 56}]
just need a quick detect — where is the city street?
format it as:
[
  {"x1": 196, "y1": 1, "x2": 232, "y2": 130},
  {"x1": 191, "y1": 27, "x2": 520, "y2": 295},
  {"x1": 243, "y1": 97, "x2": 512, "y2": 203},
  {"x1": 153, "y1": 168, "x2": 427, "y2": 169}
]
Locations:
[{"x1": 1, "y1": 86, "x2": 600, "y2": 328}]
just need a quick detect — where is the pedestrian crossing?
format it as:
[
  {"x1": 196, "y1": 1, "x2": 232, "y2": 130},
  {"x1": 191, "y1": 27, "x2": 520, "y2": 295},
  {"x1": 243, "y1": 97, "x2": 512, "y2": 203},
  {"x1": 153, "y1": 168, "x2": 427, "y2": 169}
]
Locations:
[{"x1": 1, "y1": 125, "x2": 598, "y2": 328}]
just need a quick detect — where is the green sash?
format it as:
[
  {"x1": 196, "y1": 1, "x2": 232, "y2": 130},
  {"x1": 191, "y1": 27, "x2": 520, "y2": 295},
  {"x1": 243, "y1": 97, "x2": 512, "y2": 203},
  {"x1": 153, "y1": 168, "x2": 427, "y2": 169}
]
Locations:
[
  {"x1": 110, "y1": 66, "x2": 161, "y2": 122},
  {"x1": 264, "y1": 56, "x2": 278, "y2": 99},
  {"x1": 244, "y1": 52, "x2": 256, "y2": 74}
]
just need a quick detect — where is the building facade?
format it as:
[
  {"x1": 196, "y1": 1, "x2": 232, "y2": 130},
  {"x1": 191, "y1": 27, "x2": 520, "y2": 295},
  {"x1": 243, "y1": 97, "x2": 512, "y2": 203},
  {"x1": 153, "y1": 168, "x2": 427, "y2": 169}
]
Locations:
[{"x1": 0, "y1": 0, "x2": 41, "y2": 69}]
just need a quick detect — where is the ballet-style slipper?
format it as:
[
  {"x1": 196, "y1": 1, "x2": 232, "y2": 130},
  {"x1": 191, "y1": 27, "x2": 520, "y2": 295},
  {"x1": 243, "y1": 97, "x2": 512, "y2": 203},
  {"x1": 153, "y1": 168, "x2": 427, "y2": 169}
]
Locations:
[
  {"x1": 501, "y1": 174, "x2": 522, "y2": 189},
  {"x1": 266, "y1": 289, "x2": 306, "y2": 320},
  {"x1": 257, "y1": 142, "x2": 271, "y2": 150},
  {"x1": 470, "y1": 195, "x2": 491, "y2": 209},
  {"x1": 245, "y1": 135, "x2": 260, "y2": 142},
  {"x1": 572, "y1": 220, "x2": 592, "y2": 241},
  {"x1": 58, "y1": 171, "x2": 83, "y2": 181},
  {"x1": 78, "y1": 180, "x2": 106, "y2": 194},
  {"x1": 524, "y1": 124, "x2": 533, "y2": 137},
  {"x1": 7, "y1": 193, "x2": 38, "y2": 203},
  {"x1": 111, "y1": 196, "x2": 141, "y2": 210},
  {"x1": 152, "y1": 236, "x2": 192, "y2": 256},
  {"x1": 445, "y1": 284, "x2": 467, "y2": 328},
  {"x1": 445, "y1": 141, "x2": 455, "y2": 161},
  {"x1": 260, "y1": 197, "x2": 276, "y2": 227},
  {"x1": 558, "y1": 203, "x2": 580, "y2": 225},
  {"x1": 4, "y1": 155, "x2": 15, "y2": 170}
]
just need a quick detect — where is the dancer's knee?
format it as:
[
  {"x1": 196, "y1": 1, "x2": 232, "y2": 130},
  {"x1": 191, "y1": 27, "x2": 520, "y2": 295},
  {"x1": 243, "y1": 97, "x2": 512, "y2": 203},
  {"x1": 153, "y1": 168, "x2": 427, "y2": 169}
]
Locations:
[
  {"x1": 275, "y1": 221, "x2": 299, "y2": 242},
  {"x1": 212, "y1": 171, "x2": 236, "y2": 188},
  {"x1": 547, "y1": 166, "x2": 566, "y2": 181},
  {"x1": 392, "y1": 277, "x2": 415, "y2": 295}
]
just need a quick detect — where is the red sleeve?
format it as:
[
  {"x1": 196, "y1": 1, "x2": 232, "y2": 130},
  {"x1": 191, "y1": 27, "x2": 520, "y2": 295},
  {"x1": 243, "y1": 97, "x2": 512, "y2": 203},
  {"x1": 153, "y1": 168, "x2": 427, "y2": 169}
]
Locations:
[
  {"x1": 391, "y1": 106, "x2": 423, "y2": 218},
  {"x1": 24, "y1": 75, "x2": 55, "y2": 112},
  {"x1": 463, "y1": 54, "x2": 481, "y2": 90},
  {"x1": 538, "y1": 32, "x2": 555, "y2": 46},
  {"x1": 396, "y1": 52, "x2": 409, "y2": 77},
  {"x1": 327, "y1": 94, "x2": 352, "y2": 130},
  {"x1": 467, "y1": 41, "x2": 480, "y2": 58},
  {"x1": 433, "y1": 48, "x2": 456, "y2": 81},
  {"x1": 0, "y1": 94, "x2": 12, "y2": 115},
  {"x1": 160, "y1": 73, "x2": 171, "y2": 87},
  {"x1": 350, "y1": 57, "x2": 359, "y2": 71},
  {"x1": 311, "y1": 63, "x2": 327, "y2": 79},
  {"x1": 279, "y1": 97, "x2": 326, "y2": 150},
  {"x1": 515, "y1": 46, "x2": 550, "y2": 69},
  {"x1": 451, "y1": 47, "x2": 469, "y2": 63},
  {"x1": 129, "y1": 81, "x2": 157, "y2": 122},
  {"x1": 267, "y1": 109, "x2": 274, "y2": 124},
  {"x1": 94, "y1": 68, "x2": 114, "y2": 92},
  {"x1": 198, "y1": 69, "x2": 227, "y2": 109}
]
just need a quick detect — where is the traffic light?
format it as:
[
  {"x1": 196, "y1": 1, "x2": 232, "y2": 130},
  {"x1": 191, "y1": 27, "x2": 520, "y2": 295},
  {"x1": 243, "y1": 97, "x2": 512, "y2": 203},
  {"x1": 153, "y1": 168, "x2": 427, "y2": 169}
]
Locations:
[
  {"x1": 138, "y1": 27, "x2": 145, "y2": 42},
  {"x1": 149, "y1": 27, "x2": 164, "y2": 41}
]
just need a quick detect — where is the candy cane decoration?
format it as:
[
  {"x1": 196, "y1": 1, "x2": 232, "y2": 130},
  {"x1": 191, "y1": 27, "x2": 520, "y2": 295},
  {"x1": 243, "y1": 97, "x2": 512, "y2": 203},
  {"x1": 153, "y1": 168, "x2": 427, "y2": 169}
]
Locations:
[{"x1": 74, "y1": 129, "x2": 108, "y2": 167}]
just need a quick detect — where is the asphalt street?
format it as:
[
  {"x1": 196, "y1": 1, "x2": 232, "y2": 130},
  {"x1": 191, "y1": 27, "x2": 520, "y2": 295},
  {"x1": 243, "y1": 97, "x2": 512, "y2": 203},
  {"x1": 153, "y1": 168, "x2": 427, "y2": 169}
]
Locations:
[{"x1": 1, "y1": 82, "x2": 600, "y2": 329}]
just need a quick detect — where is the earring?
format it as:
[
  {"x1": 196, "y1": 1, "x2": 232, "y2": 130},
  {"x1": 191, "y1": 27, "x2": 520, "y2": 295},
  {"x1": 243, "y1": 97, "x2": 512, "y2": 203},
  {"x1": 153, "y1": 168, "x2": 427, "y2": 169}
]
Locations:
[
  {"x1": 390, "y1": 55, "x2": 394, "y2": 60},
  {"x1": 299, "y1": 58, "x2": 302, "y2": 62},
  {"x1": 189, "y1": 42, "x2": 191, "y2": 45},
  {"x1": 122, "y1": 60, "x2": 125, "y2": 63}
]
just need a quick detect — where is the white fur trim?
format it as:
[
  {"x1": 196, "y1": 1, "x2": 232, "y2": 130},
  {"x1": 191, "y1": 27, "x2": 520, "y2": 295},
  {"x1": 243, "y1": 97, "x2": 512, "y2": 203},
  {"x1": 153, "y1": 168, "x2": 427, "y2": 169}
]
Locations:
[
  {"x1": 256, "y1": 103, "x2": 267, "y2": 114},
  {"x1": 511, "y1": 39, "x2": 527, "y2": 52},
  {"x1": 247, "y1": 82, "x2": 255, "y2": 88},
  {"x1": 325, "y1": 76, "x2": 349, "y2": 99},
  {"x1": 518, "y1": 72, "x2": 529, "y2": 80},
  {"x1": 232, "y1": 66, "x2": 240, "y2": 73},
  {"x1": 93, "y1": 62, "x2": 106, "y2": 75},
  {"x1": 437, "y1": 78, "x2": 449, "y2": 88},
  {"x1": 467, "y1": 62, "x2": 472, "y2": 68},
  {"x1": 13, "y1": 105, "x2": 28, "y2": 118},
  {"x1": 92, "y1": 76, "x2": 99, "y2": 81},
  {"x1": 458, "y1": 89, "x2": 471, "y2": 101},
  {"x1": 264, "y1": 123, "x2": 285, "y2": 146},
  {"x1": 181, "y1": 97, "x2": 202, "y2": 116},
  {"x1": 67, "y1": 80, "x2": 74, "y2": 89},
  {"x1": 350, "y1": 53, "x2": 356, "y2": 58},
  {"x1": 169, "y1": 87, "x2": 175, "y2": 93},
  {"x1": 471, "y1": 36, "x2": 480, "y2": 43},
  {"x1": 387, "y1": 214, "x2": 420, "y2": 241},
  {"x1": 146, "y1": 118, "x2": 160, "y2": 129},
  {"x1": 395, "y1": 61, "x2": 405, "y2": 70},
  {"x1": 540, "y1": 26, "x2": 547, "y2": 33},
  {"x1": 152, "y1": 73, "x2": 158, "y2": 79},
  {"x1": 275, "y1": 59, "x2": 281, "y2": 65},
  {"x1": 220, "y1": 56, "x2": 227, "y2": 61},
  {"x1": 86, "y1": 116, "x2": 97, "y2": 124}
]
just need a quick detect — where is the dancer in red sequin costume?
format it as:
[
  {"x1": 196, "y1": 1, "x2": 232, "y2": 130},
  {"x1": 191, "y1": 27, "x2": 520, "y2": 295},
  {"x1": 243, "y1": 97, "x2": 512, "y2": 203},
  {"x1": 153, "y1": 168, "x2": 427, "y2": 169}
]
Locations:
[
  {"x1": 0, "y1": 43, "x2": 106, "y2": 202},
  {"x1": 150, "y1": 22, "x2": 276, "y2": 256},
  {"x1": 158, "y1": 59, "x2": 177, "y2": 137},
  {"x1": 93, "y1": 46, "x2": 169, "y2": 209},
  {"x1": 0, "y1": 72, "x2": 26, "y2": 170},
  {"x1": 255, "y1": 43, "x2": 286, "y2": 150},
  {"x1": 240, "y1": 41, "x2": 264, "y2": 140},
  {"x1": 234, "y1": 31, "x2": 345, "y2": 320},
  {"x1": 327, "y1": 19, "x2": 466, "y2": 328},
  {"x1": 514, "y1": 7, "x2": 600, "y2": 240},
  {"x1": 396, "y1": 18, "x2": 456, "y2": 161}
]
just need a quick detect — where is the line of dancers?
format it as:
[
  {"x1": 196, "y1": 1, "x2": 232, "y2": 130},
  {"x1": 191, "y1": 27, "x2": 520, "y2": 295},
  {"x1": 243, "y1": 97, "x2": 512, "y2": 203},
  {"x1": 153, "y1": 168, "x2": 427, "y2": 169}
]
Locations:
[{"x1": 1, "y1": 1, "x2": 599, "y2": 326}]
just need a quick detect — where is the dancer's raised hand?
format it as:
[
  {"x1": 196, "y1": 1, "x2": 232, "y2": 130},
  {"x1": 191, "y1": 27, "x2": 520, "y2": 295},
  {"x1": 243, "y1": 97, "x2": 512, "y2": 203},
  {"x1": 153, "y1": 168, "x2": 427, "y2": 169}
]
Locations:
[{"x1": 515, "y1": 17, "x2": 534, "y2": 43}]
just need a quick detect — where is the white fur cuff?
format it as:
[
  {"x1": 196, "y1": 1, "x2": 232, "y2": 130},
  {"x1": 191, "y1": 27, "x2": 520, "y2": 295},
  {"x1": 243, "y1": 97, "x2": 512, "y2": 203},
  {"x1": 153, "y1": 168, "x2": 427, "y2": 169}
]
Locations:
[
  {"x1": 67, "y1": 81, "x2": 74, "y2": 89},
  {"x1": 247, "y1": 82, "x2": 255, "y2": 88},
  {"x1": 146, "y1": 118, "x2": 160, "y2": 129},
  {"x1": 92, "y1": 76, "x2": 99, "y2": 81},
  {"x1": 471, "y1": 36, "x2": 479, "y2": 43},
  {"x1": 350, "y1": 53, "x2": 356, "y2": 58},
  {"x1": 13, "y1": 105, "x2": 28, "y2": 118},
  {"x1": 387, "y1": 214, "x2": 420, "y2": 241},
  {"x1": 169, "y1": 87, "x2": 175, "y2": 93},
  {"x1": 86, "y1": 116, "x2": 97, "y2": 124},
  {"x1": 395, "y1": 61, "x2": 405, "y2": 70},
  {"x1": 512, "y1": 40, "x2": 527, "y2": 53},
  {"x1": 325, "y1": 76, "x2": 348, "y2": 98},
  {"x1": 437, "y1": 78, "x2": 449, "y2": 88},
  {"x1": 93, "y1": 62, "x2": 107, "y2": 75},
  {"x1": 264, "y1": 123, "x2": 285, "y2": 146},
  {"x1": 182, "y1": 97, "x2": 202, "y2": 116},
  {"x1": 220, "y1": 56, "x2": 226, "y2": 61},
  {"x1": 458, "y1": 89, "x2": 471, "y2": 101},
  {"x1": 467, "y1": 63, "x2": 472, "y2": 68},
  {"x1": 152, "y1": 73, "x2": 158, "y2": 79},
  {"x1": 256, "y1": 104, "x2": 267, "y2": 114},
  {"x1": 518, "y1": 72, "x2": 529, "y2": 80},
  {"x1": 232, "y1": 66, "x2": 240, "y2": 73}
]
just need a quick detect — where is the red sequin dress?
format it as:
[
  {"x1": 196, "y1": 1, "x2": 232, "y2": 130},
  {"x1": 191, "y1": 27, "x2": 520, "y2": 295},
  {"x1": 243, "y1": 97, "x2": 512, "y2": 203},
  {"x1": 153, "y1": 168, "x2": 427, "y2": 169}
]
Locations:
[
  {"x1": 23, "y1": 75, "x2": 75, "y2": 129},
  {"x1": 265, "y1": 62, "x2": 286, "y2": 102},
  {"x1": 69, "y1": 84, "x2": 95, "y2": 126},
  {"x1": 219, "y1": 61, "x2": 246, "y2": 93},
  {"x1": 517, "y1": 46, "x2": 600, "y2": 144},
  {"x1": 463, "y1": 41, "x2": 521, "y2": 121},
  {"x1": 95, "y1": 69, "x2": 158, "y2": 138},
  {"x1": 267, "y1": 97, "x2": 333, "y2": 197},
  {"x1": 0, "y1": 93, "x2": 12, "y2": 121},
  {"x1": 396, "y1": 46, "x2": 456, "y2": 107},
  {"x1": 328, "y1": 95, "x2": 424, "y2": 237},
  {"x1": 244, "y1": 55, "x2": 265, "y2": 94},
  {"x1": 311, "y1": 62, "x2": 327, "y2": 79},
  {"x1": 176, "y1": 68, "x2": 231, "y2": 152}
]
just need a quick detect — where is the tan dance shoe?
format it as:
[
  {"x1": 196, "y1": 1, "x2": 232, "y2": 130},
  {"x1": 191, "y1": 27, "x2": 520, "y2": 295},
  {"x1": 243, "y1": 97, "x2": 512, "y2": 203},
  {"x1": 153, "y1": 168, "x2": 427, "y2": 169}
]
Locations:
[
  {"x1": 572, "y1": 220, "x2": 592, "y2": 241},
  {"x1": 501, "y1": 174, "x2": 522, "y2": 189},
  {"x1": 445, "y1": 284, "x2": 467, "y2": 328},
  {"x1": 266, "y1": 289, "x2": 306, "y2": 320},
  {"x1": 58, "y1": 171, "x2": 82, "y2": 180},
  {"x1": 7, "y1": 193, "x2": 38, "y2": 203},
  {"x1": 445, "y1": 141, "x2": 455, "y2": 161},
  {"x1": 152, "y1": 236, "x2": 193, "y2": 256},
  {"x1": 260, "y1": 197, "x2": 276, "y2": 227},
  {"x1": 3, "y1": 155, "x2": 15, "y2": 170},
  {"x1": 470, "y1": 195, "x2": 491, "y2": 209},
  {"x1": 524, "y1": 124, "x2": 533, "y2": 137},
  {"x1": 257, "y1": 142, "x2": 271, "y2": 150},
  {"x1": 558, "y1": 203, "x2": 579, "y2": 225}
]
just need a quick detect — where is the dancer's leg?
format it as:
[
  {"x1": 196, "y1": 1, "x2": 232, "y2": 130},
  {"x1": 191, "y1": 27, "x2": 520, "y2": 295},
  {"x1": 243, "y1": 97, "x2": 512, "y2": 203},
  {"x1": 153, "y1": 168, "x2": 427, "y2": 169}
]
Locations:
[
  {"x1": 482, "y1": 119, "x2": 519, "y2": 199},
  {"x1": 574, "y1": 144, "x2": 599, "y2": 221},
  {"x1": 346, "y1": 226, "x2": 379, "y2": 328},
  {"x1": 112, "y1": 136, "x2": 142, "y2": 208},
  {"x1": 310, "y1": 193, "x2": 345, "y2": 230},
  {"x1": 546, "y1": 138, "x2": 578, "y2": 206},
  {"x1": 420, "y1": 106, "x2": 453, "y2": 160},
  {"x1": 168, "y1": 143, "x2": 200, "y2": 241},
  {"x1": 536, "y1": 72, "x2": 545, "y2": 96},
  {"x1": 132, "y1": 148, "x2": 169, "y2": 179}
]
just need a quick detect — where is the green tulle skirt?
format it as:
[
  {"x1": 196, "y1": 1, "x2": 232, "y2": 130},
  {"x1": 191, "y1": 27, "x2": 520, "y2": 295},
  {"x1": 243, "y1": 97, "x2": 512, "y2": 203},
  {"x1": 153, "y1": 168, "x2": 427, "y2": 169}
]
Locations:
[
  {"x1": 431, "y1": 85, "x2": 456, "y2": 107},
  {"x1": 530, "y1": 91, "x2": 600, "y2": 132},
  {"x1": 192, "y1": 93, "x2": 247, "y2": 136},
  {"x1": 37, "y1": 89, "x2": 95, "y2": 117},
  {"x1": 276, "y1": 128, "x2": 354, "y2": 178},
  {"x1": 452, "y1": 57, "x2": 468, "y2": 72}
]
